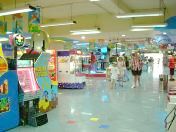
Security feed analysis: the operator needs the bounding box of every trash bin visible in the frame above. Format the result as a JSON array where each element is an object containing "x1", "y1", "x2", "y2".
[{"x1": 159, "y1": 74, "x2": 168, "y2": 91}]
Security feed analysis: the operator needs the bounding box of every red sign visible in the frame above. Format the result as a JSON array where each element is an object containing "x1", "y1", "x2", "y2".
[{"x1": 48, "y1": 50, "x2": 57, "y2": 82}]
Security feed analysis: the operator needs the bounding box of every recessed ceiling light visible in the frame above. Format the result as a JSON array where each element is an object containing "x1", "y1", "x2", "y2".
[
  {"x1": 121, "y1": 34, "x2": 126, "y2": 37},
  {"x1": 81, "y1": 36, "x2": 86, "y2": 40},
  {"x1": 163, "y1": 32, "x2": 167, "y2": 35}
]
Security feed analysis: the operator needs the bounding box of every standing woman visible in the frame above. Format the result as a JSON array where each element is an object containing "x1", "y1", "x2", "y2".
[
  {"x1": 168, "y1": 54, "x2": 175, "y2": 81},
  {"x1": 131, "y1": 52, "x2": 143, "y2": 88}
]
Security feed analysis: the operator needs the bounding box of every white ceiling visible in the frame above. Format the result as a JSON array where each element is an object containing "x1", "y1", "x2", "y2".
[
  {"x1": 122, "y1": 0, "x2": 176, "y2": 10},
  {"x1": 1, "y1": 0, "x2": 176, "y2": 41}
]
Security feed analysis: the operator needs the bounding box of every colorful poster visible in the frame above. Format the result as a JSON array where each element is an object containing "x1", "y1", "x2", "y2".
[
  {"x1": 0, "y1": 21, "x2": 7, "y2": 34},
  {"x1": 28, "y1": 8, "x2": 40, "y2": 33},
  {"x1": 12, "y1": 14, "x2": 23, "y2": 33},
  {"x1": 35, "y1": 53, "x2": 58, "y2": 112}
]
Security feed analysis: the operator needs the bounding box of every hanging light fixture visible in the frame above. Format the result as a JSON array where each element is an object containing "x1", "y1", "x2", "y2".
[
  {"x1": 70, "y1": 28, "x2": 101, "y2": 35},
  {"x1": 116, "y1": 11, "x2": 163, "y2": 18},
  {"x1": 0, "y1": 5, "x2": 36, "y2": 17},
  {"x1": 40, "y1": 20, "x2": 77, "y2": 28},
  {"x1": 131, "y1": 23, "x2": 167, "y2": 28}
]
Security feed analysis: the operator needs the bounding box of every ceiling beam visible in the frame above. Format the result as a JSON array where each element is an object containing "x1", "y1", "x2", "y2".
[{"x1": 111, "y1": 0, "x2": 131, "y2": 13}]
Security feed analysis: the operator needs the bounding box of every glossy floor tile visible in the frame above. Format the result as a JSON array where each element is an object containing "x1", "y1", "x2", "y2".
[{"x1": 9, "y1": 64, "x2": 168, "y2": 132}]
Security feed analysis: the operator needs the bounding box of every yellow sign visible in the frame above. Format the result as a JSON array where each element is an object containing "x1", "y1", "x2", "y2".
[
  {"x1": 0, "y1": 44, "x2": 8, "y2": 73},
  {"x1": 90, "y1": 117, "x2": 99, "y2": 122},
  {"x1": 34, "y1": 66, "x2": 48, "y2": 77}
]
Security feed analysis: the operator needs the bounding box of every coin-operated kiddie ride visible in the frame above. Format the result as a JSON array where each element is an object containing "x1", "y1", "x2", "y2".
[
  {"x1": 0, "y1": 43, "x2": 19, "y2": 131},
  {"x1": 15, "y1": 31, "x2": 58, "y2": 127}
]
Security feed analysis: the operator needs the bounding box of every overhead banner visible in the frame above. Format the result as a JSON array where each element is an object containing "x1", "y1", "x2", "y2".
[
  {"x1": 89, "y1": 39, "x2": 95, "y2": 50},
  {"x1": 28, "y1": 8, "x2": 40, "y2": 33},
  {"x1": 12, "y1": 14, "x2": 23, "y2": 33},
  {"x1": 0, "y1": 21, "x2": 7, "y2": 35},
  {"x1": 2, "y1": 43, "x2": 13, "y2": 57}
]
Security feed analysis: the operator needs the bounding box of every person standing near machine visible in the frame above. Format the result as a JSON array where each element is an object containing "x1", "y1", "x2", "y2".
[
  {"x1": 168, "y1": 54, "x2": 175, "y2": 81},
  {"x1": 131, "y1": 52, "x2": 143, "y2": 88},
  {"x1": 90, "y1": 52, "x2": 96, "y2": 73}
]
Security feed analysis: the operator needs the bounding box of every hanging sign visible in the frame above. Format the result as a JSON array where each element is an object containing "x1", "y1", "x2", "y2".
[
  {"x1": 0, "y1": 21, "x2": 7, "y2": 35},
  {"x1": 12, "y1": 14, "x2": 23, "y2": 33},
  {"x1": 13, "y1": 34, "x2": 25, "y2": 47},
  {"x1": 28, "y1": 8, "x2": 40, "y2": 33}
]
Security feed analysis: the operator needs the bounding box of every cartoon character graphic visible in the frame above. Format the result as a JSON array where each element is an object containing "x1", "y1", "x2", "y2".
[
  {"x1": 39, "y1": 90, "x2": 50, "y2": 112},
  {"x1": 0, "y1": 98, "x2": 10, "y2": 113}
]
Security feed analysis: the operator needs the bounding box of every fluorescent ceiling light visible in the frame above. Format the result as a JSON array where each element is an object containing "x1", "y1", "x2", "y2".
[
  {"x1": 40, "y1": 21, "x2": 76, "y2": 28},
  {"x1": 121, "y1": 34, "x2": 126, "y2": 37},
  {"x1": 70, "y1": 28, "x2": 101, "y2": 35},
  {"x1": 163, "y1": 32, "x2": 167, "y2": 35},
  {"x1": 0, "y1": 5, "x2": 35, "y2": 16},
  {"x1": 6, "y1": 31, "x2": 13, "y2": 34},
  {"x1": 116, "y1": 11, "x2": 163, "y2": 18},
  {"x1": 25, "y1": 37, "x2": 31, "y2": 40},
  {"x1": 76, "y1": 43, "x2": 89, "y2": 46},
  {"x1": 90, "y1": 0, "x2": 100, "y2": 1},
  {"x1": 132, "y1": 23, "x2": 167, "y2": 28},
  {"x1": 0, "y1": 38, "x2": 8, "y2": 42},
  {"x1": 131, "y1": 28, "x2": 153, "y2": 31}
]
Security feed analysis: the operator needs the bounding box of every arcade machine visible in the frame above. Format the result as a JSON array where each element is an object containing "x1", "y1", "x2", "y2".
[
  {"x1": 82, "y1": 54, "x2": 91, "y2": 74},
  {"x1": 58, "y1": 50, "x2": 86, "y2": 89},
  {"x1": 0, "y1": 43, "x2": 19, "y2": 131},
  {"x1": 14, "y1": 33, "x2": 48, "y2": 126},
  {"x1": 96, "y1": 47, "x2": 108, "y2": 72},
  {"x1": 17, "y1": 58, "x2": 48, "y2": 126}
]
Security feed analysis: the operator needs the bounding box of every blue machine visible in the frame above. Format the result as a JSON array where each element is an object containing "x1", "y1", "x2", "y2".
[{"x1": 0, "y1": 71, "x2": 19, "y2": 131}]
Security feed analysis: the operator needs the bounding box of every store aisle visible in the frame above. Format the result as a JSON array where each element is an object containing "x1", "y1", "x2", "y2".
[{"x1": 10, "y1": 69, "x2": 167, "y2": 132}]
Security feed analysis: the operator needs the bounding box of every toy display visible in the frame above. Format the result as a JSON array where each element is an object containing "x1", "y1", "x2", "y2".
[{"x1": 57, "y1": 51, "x2": 86, "y2": 89}]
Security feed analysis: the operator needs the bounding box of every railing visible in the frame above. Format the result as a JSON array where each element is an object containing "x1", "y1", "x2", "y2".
[{"x1": 165, "y1": 105, "x2": 176, "y2": 131}]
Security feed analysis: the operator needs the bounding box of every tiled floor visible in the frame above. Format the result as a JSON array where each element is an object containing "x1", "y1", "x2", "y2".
[{"x1": 9, "y1": 64, "x2": 168, "y2": 132}]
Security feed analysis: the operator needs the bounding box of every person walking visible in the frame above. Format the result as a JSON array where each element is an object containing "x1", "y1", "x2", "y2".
[
  {"x1": 168, "y1": 54, "x2": 175, "y2": 81},
  {"x1": 110, "y1": 62, "x2": 118, "y2": 89},
  {"x1": 117, "y1": 56, "x2": 126, "y2": 87},
  {"x1": 123, "y1": 54, "x2": 130, "y2": 81},
  {"x1": 131, "y1": 52, "x2": 143, "y2": 88}
]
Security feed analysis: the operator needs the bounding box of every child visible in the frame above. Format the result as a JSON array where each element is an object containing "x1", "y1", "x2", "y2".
[
  {"x1": 117, "y1": 56, "x2": 126, "y2": 87},
  {"x1": 110, "y1": 62, "x2": 118, "y2": 89}
]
